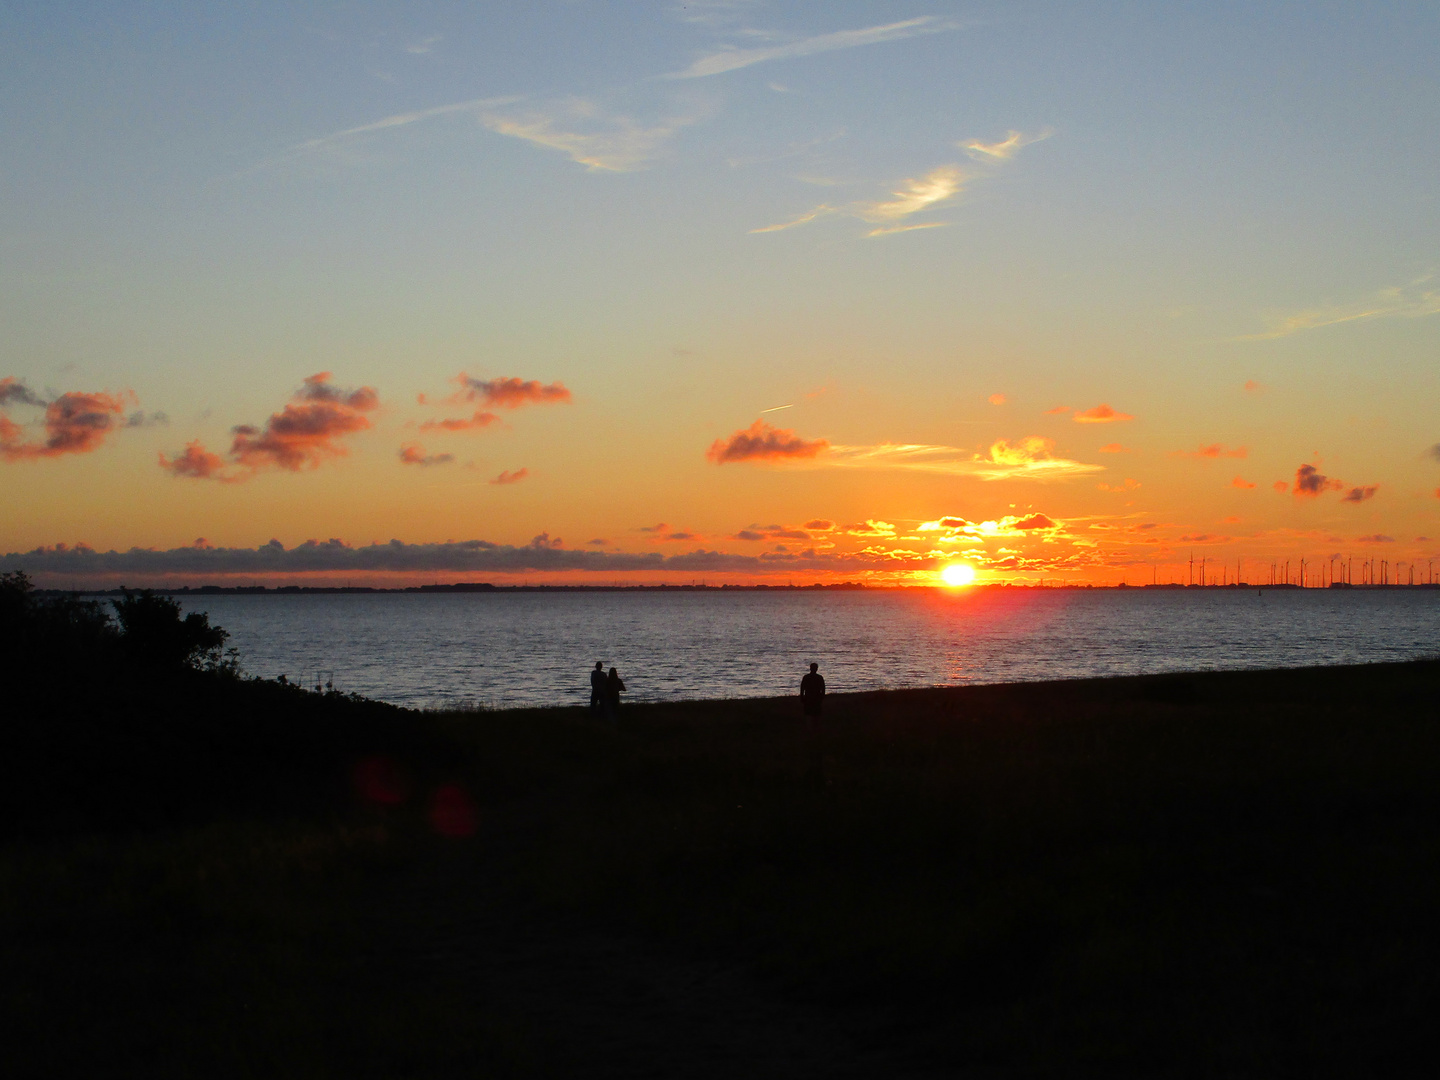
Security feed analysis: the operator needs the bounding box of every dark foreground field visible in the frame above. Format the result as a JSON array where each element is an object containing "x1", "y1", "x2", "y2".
[{"x1": 7, "y1": 656, "x2": 1440, "y2": 1077}]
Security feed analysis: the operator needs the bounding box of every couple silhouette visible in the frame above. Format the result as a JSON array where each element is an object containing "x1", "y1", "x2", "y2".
[
  {"x1": 589, "y1": 661, "x2": 625, "y2": 720},
  {"x1": 585, "y1": 660, "x2": 825, "y2": 722}
]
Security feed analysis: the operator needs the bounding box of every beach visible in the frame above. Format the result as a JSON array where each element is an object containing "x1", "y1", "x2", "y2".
[{"x1": 9, "y1": 658, "x2": 1440, "y2": 1076}]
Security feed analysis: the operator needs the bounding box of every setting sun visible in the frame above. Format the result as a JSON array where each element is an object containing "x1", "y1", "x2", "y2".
[{"x1": 940, "y1": 563, "x2": 976, "y2": 587}]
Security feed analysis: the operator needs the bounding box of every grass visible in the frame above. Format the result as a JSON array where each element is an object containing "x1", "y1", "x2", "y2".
[{"x1": 6, "y1": 660, "x2": 1440, "y2": 1076}]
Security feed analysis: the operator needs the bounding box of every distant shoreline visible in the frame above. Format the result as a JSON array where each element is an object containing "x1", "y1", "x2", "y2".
[{"x1": 39, "y1": 581, "x2": 1440, "y2": 596}]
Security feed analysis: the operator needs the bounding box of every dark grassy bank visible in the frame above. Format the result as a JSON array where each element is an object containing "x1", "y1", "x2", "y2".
[{"x1": 6, "y1": 572, "x2": 1440, "y2": 1076}]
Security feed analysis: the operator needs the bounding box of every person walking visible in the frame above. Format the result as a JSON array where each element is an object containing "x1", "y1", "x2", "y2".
[
  {"x1": 605, "y1": 666, "x2": 626, "y2": 721},
  {"x1": 589, "y1": 660, "x2": 606, "y2": 716},
  {"x1": 800, "y1": 662, "x2": 825, "y2": 722}
]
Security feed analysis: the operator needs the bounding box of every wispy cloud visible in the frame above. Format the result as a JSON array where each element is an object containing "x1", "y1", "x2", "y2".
[
  {"x1": 826, "y1": 436, "x2": 1103, "y2": 481},
  {"x1": 420, "y1": 411, "x2": 497, "y2": 433},
  {"x1": 289, "y1": 97, "x2": 519, "y2": 156},
  {"x1": 1241, "y1": 274, "x2": 1440, "y2": 340},
  {"x1": 749, "y1": 204, "x2": 839, "y2": 233},
  {"x1": 287, "y1": 95, "x2": 696, "y2": 174},
  {"x1": 479, "y1": 98, "x2": 703, "y2": 172},
  {"x1": 664, "y1": 17, "x2": 955, "y2": 79},
  {"x1": 962, "y1": 128, "x2": 1054, "y2": 161},
  {"x1": 752, "y1": 164, "x2": 964, "y2": 237},
  {"x1": 1172, "y1": 444, "x2": 1247, "y2": 459},
  {"x1": 857, "y1": 165, "x2": 963, "y2": 221},
  {"x1": 866, "y1": 221, "x2": 950, "y2": 238}
]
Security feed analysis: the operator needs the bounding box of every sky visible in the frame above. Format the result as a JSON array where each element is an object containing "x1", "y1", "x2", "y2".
[{"x1": 4, "y1": 0, "x2": 1440, "y2": 587}]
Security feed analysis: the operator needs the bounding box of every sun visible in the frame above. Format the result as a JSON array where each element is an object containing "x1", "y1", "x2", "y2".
[{"x1": 940, "y1": 563, "x2": 976, "y2": 587}]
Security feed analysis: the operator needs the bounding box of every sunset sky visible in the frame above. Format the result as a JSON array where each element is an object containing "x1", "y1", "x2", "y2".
[{"x1": 4, "y1": 1, "x2": 1440, "y2": 586}]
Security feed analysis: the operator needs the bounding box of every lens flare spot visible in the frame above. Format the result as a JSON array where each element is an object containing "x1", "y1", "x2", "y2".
[
  {"x1": 429, "y1": 784, "x2": 478, "y2": 838},
  {"x1": 353, "y1": 755, "x2": 410, "y2": 806},
  {"x1": 940, "y1": 563, "x2": 976, "y2": 587}
]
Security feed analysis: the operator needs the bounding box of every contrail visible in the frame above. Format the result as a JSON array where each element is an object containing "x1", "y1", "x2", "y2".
[{"x1": 760, "y1": 404, "x2": 793, "y2": 413}]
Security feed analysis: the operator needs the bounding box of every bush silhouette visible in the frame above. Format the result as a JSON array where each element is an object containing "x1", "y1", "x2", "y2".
[
  {"x1": 1, "y1": 574, "x2": 231, "y2": 674},
  {"x1": 2, "y1": 570, "x2": 115, "y2": 666},
  {"x1": 112, "y1": 590, "x2": 230, "y2": 671}
]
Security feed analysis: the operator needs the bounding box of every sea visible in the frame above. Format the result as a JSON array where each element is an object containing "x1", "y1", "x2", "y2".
[{"x1": 174, "y1": 587, "x2": 1440, "y2": 710}]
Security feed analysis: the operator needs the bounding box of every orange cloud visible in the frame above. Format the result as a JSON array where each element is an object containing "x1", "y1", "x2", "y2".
[
  {"x1": 1232, "y1": 476, "x2": 1257, "y2": 489},
  {"x1": 455, "y1": 374, "x2": 571, "y2": 409},
  {"x1": 707, "y1": 420, "x2": 829, "y2": 464},
  {"x1": 399, "y1": 444, "x2": 455, "y2": 467},
  {"x1": 1011, "y1": 513, "x2": 1057, "y2": 530},
  {"x1": 1292, "y1": 464, "x2": 1343, "y2": 498},
  {"x1": 1341, "y1": 485, "x2": 1378, "y2": 503},
  {"x1": 491, "y1": 468, "x2": 529, "y2": 485},
  {"x1": 159, "y1": 441, "x2": 232, "y2": 481},
  {"x1": 1, "y1": 385, "x2": 130, "y2": 461},
  {"x1": 638, "y1": 522, "x2": 702, "y2": 542},
  {"x1": 846, "y1": 520, "x2": 896, "y2": 537},
  {"x1": 988, "y1": 436, "x2": 1058, "y2": 465},
  {"x1": 1045, "y1": 405, "x2": 1070, "y2": 415},
  {"x1": 230, "y1": 373, "x2": 379, "y2": 472},
  {"x1": 732, "y1": 523, "x2": 815, "y2": 541},
  {"x1": 988, "y1": 393, "x2": 1006, "y2": 405},
  {"x1": 917, "y1": 513, "x2": 1061, "y2": 538},
  {"x1": 162, "y1": 373, "x2": 379, "y2": 481},
  {"x1": 1244, "y1": 380, "x2": 1266, "y2": 393},
  {"x1": 1073, "y1": 403, "x2": 1133, "y2": 424},
  {"x1": 0, "y1": 377, "x2": 47, "y2": 408},
  {"x1": 419, "y1": 411, "x2": 498, "y2": 433},
  {"x1": 1098, "y1": 443, "x2": 1130, "y2": 453},
  {"x1": 1174, "y1": 444, "x2": 1247, "y2": 459}
]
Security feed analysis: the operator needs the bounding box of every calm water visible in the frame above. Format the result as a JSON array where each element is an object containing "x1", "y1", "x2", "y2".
[{"x1": 176, "y1": 588, "x2": 1440, "y2": 710}]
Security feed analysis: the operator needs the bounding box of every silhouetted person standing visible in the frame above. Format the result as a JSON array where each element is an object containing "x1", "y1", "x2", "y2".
[
  {"x1": 800, "y1": 662, "x2": 825, "y2": 720},
  {"x1": 589, "y1": 661, "x2": 605, "y2": 716},
  {"x1": 605, "y1": 666, "x2": 625, "y2": 721}
]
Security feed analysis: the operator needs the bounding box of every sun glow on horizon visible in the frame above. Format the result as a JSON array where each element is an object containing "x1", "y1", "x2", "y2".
[{"x1": 940, "y1": 563, "x2": 976, "y2": 587}]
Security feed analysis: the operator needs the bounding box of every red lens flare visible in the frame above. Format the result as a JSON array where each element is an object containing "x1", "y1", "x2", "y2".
[{"x1": 429, "y1": 784, "x2": 477, "y2": 837}]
